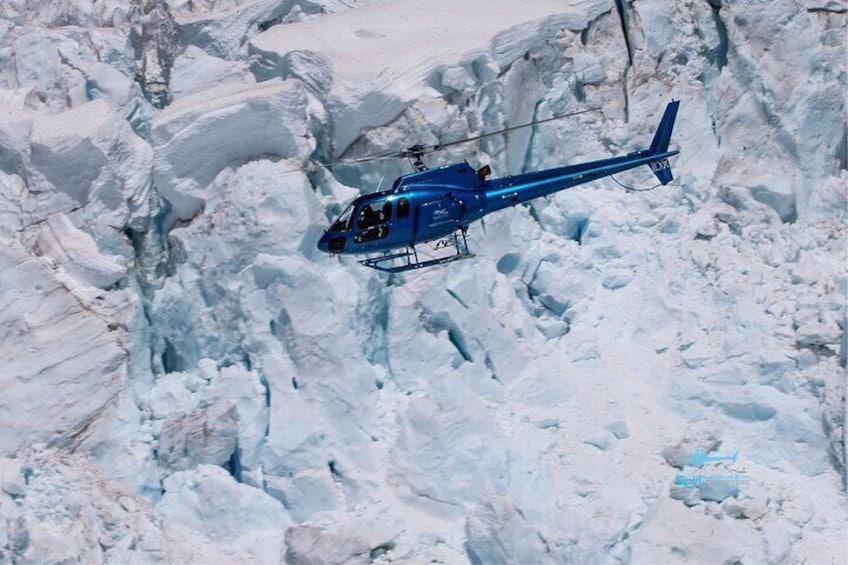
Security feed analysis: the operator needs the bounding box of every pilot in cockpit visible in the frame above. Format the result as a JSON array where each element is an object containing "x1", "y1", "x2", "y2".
[{"x1": 358, "y1": 204, "x2": 377, "y2": 228}]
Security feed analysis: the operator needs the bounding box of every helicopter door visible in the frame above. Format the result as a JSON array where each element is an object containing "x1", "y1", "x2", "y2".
[
  {"x1": 353, "y1": 199, "x2": 392, "y2": 245},
  {"x1": 414, "y1": 196, "x2": 462, "y2": 240}
]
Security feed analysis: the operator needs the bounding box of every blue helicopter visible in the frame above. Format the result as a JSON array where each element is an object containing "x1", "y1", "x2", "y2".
[{"x1": 317, "y1": 101, "x2": 679, "y2": 273}]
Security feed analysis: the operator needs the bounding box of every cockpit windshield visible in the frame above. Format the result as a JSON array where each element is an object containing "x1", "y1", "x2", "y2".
[{"x1": 330, "y1": 203, "x2": 355, "y2": 232}]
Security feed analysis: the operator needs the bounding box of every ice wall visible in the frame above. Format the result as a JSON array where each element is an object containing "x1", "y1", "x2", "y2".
[{"x1": 0, "y1": 0, "x2": 845, "y2": 563}]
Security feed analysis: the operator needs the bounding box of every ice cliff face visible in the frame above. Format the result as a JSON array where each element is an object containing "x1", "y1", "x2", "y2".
[{"x1": 1, "y1": 0, "x2": 846, "y2": 563}]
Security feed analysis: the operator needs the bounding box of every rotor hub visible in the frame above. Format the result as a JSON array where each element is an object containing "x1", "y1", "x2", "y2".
[{"x1": 403, "y1": 144, "x2": 430, "y2": 171}]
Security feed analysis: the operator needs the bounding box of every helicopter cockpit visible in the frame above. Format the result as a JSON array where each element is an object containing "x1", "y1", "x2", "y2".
[
  {"x1": 328, "y1": 193, "x2": 392, "y2": 233},
  {"x1": 319, "y1": 190, "x2": 411, "y2": 254}
]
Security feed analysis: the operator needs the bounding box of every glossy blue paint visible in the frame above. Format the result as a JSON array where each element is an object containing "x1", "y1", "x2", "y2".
[{"x1": 317, "y1": 101, "x2": 680, "y2": 263}]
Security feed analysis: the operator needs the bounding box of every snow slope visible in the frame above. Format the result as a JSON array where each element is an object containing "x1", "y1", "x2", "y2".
[{"x1": 0, "y1": 0, "x2": 846, "y2": 563}]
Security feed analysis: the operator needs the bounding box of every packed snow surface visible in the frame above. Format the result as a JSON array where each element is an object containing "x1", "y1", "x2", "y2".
[{"x1": 0, "y1": 0, "x2": 846, "y2": 563}]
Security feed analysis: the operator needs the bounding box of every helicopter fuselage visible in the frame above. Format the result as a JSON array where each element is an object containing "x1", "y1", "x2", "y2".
[
  {"x1": 316, "y1": 148, "x2": 678, "y2": 257},
  {"x1": 317, "y1": 100, "x2": 680, "y2": 269}
]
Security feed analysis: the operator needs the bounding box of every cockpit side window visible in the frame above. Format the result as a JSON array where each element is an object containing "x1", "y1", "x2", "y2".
[
  {"x1": 358, "y1": 204, "x2": 377, "y2": 229},
  {"x1": 357, "y1": 198, "x2": 392, "y2": 229}
]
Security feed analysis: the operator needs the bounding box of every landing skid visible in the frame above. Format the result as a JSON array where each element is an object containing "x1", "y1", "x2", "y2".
[{"x1": 359, "y1": 230, "x2": 474, "y2": 273}]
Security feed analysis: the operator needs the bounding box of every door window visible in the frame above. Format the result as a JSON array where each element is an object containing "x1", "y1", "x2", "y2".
[{"x1": 397, "y1": 198, "x2": 409, "y2": 219}]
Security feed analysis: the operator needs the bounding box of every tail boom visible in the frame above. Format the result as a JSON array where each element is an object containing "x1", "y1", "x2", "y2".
[
  {"x1": 476, "y1": 100, "x2": 681, "y2": 215},
  {"x1": 480, "y1": 149, "x2": 678, "y2": 215}
]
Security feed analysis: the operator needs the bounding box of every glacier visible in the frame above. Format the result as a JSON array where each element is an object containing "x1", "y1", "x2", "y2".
[{"x1": 0, "y1": 0, "x2": 846, "y2": 562}]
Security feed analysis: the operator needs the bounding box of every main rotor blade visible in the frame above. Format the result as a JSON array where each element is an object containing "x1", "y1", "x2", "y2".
[
  {"x1": 339, "y1": 143, "x2": 441, "y2": 164},
  {"x1": 434, "y1": 107, "x2": 601, "y2": 151},
  {"x1": 342, "y1": 150, "x2": 405, "y2": 164},
  {"x1": 314, "y1": 106, "x2": 601, "y2": 168}
]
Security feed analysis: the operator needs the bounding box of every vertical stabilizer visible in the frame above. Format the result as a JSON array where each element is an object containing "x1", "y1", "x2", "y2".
[
  {"x1": 647, "y1": 100, "x2": 679, "y2": 185},
  {"x1": 650, "y1": 100, "x2": 679, "y2": 154}
]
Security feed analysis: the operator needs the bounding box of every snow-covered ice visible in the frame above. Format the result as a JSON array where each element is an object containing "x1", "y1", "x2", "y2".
[{"x1": 0, "y1": 0, "x2": 846, "y2": 563}]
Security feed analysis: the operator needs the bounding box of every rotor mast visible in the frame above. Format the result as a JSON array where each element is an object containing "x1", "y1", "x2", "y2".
[{"x1": 404, "y1": 144, "x2": 429, "y2": 171}]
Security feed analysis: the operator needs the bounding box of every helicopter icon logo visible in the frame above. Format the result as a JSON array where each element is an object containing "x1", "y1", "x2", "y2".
[{"x1": 432, "y1": 206, "x2": 450, "y2": 220}]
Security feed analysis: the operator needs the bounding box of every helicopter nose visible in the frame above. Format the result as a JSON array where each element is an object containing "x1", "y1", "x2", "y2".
[
  {"x1": 317, "y1": 232, "x2": 329, "y2": 253},
  {"x1": 317, "y1": 232, "x2": 347, "y2": 254}
]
